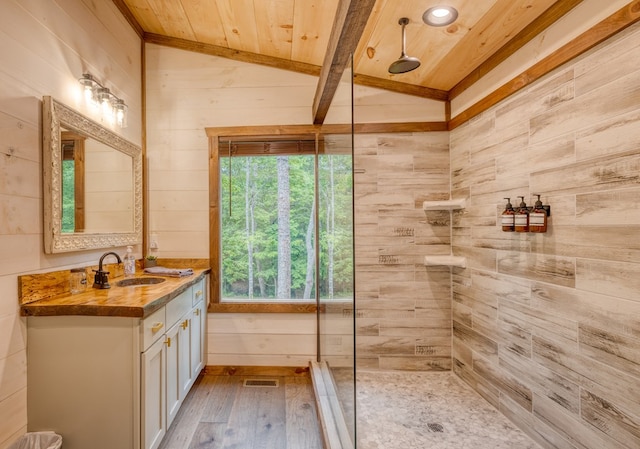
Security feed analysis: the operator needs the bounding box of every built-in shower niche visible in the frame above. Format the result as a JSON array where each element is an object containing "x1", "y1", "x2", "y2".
[{"x1": 422, "y1": 199, "x2": 467, "y2": 268}]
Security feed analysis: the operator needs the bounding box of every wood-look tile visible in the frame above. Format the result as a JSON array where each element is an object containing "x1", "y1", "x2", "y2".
[
  {"x1": 576, "y1": 258, "x2": 640, "y2": 302},
  {"x1": 580, "y1": 389, "x2": 640, "y2": 449},
  {"x1": 499, "y1": 349, "x2": 579, "y2": 416},
  {"x1": 453, "y1": 320, "x2": 498, "y2": 362},
  {"x1": 473, "y1": 357, "x2": 532, "y2": 412},
  {"x1": 378, "y1": 355, "x2": 451, "y2": 371},
  {"x1": 531, "y1": 282, "x2": 640, "y2": 339},
  {"x1": 575, "y1": 109, "x2": 640, "y2": 161},
  {"x1": 578, "y1": 324, "x2": 640, "y2": 378},
  {"x1": 530, "y1": 149, "x2": 640, "y2": 196},
  {"x1": 533, "y1": 393, "x2": 626, "y2": 449},
  {"x1": 576, "y1": 187, "x2": 640, "y2": 225},
  {"x1": 497, "y1": 251, "x2": 575, "y2": 287}
]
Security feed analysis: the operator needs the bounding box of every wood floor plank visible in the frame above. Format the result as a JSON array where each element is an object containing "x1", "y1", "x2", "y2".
[
  {"x1": 159, "y1": 374, "x2": 217, "y2": 449},
  {"x1": 254, "y1": 380, "x2": 286, "y2": 449},
  {"x1": 199, "y1": 376, "x2": 242, "y2": 423},
  {"x1": 285, "y1": 376, "x2": 323, "y2": 449},
  {"x1": 188, "y1": 422, "x2": 226, "y2": 449},
  {"x1": 159, "y1": 372, "x2": 322, "y2": 449}
]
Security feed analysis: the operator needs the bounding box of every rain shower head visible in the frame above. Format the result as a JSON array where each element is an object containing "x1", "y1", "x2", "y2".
[{"x1": 388, "y1": 17, "x2": 421, "y2": 74}]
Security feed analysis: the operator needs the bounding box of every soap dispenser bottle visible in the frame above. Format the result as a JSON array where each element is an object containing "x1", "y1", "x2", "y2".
[
  {"x1": 514, "y1": 196, "x2": 529, "y2": 232},
  {"x1": 529, "y1": 194, "x2": 548, "y2": 233},
  {"x1": 501, "y1": 198, "x2": 515, "y2": 232},
  {"x1": 124, "y1": 246, "x2": 136, "y2": 277}
]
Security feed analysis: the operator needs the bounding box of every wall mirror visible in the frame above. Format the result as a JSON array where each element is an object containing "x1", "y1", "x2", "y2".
[{"x1": 42, "y1": 96, "x2": 142, "y2": 253}]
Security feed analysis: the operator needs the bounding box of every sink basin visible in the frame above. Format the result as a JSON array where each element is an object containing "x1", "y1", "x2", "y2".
[{"x1": 116, "y1": 277, "x2": 166, "y2": 287}]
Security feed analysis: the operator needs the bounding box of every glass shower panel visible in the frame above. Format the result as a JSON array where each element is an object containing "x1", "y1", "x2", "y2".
[{"x1": 317, "y1": 57, "x2": 356, "y2": 446}]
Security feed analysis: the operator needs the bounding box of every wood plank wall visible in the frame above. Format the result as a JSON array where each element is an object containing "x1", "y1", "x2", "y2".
[
  {"x1": 450, "y1": 21, "x2": 640, "y2": 449},
  {"x1": 0, "y1": 1, "x2": 142, "y2": 448}
]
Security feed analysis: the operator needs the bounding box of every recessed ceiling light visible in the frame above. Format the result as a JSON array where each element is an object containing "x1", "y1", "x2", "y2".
[{"x1": 423, "y1": 5, "x2": 458, "y2": 27}]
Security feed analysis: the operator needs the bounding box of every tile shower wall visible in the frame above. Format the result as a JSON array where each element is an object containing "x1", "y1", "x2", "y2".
[
  {"x1": 450, "y1": 22, "x2": 640, "y2": 449},
  {"x1": 354, "y1": 132, "x2": 452, "y2": 371}
]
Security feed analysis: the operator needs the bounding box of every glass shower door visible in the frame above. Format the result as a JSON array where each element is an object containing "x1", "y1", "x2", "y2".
[{"x1": 317, "y1": 57, "x2": 356, "y2": 446}]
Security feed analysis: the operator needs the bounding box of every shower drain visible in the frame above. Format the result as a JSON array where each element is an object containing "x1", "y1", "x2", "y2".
[{"x1": 427, "y1": 422, "x2": 445, "y2": 433}]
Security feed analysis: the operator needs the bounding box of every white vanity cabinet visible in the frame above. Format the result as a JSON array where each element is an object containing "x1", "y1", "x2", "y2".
[{"x1": 26, "y1": 275, "x2": 208, "y2": 449}]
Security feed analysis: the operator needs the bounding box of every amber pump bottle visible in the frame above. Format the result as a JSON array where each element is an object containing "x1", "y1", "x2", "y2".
[
  {"x1": 514, "y1": 196, "x2": 529, "y2": 232},
  {"x1": 529, "y1": 194, "x2": 548, "y2": 233},
  {"x1": 501, "y1": 198, "x2": 515, "y2": 232}
]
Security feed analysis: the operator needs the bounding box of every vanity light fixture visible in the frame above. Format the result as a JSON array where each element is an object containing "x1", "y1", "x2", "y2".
[
  {"x1": 78, "y1": 73, "x2": 128, "y2": 128},
  {"x1": 422, "y1": 5, "x2": 458, "y2": 27}
]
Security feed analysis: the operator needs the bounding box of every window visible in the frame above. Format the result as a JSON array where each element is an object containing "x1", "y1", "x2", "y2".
[{"x1": 209, "y1": 131, "x2": 353, "y2": 313}]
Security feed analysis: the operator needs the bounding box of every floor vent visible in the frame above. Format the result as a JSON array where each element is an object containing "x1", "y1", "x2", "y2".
[
  {"x1": 427, "y1": 422, "x2": 444, "y2": 433},
  {"x1": 243, "y1": 379, "x2": 279, "y2": 388}
]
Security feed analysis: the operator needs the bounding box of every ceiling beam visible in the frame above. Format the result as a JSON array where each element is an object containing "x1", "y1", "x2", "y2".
[
  {"x1": 145, "y1": 33, "x2": 321, "y2": 76},
  {"x1": 311, "y1": 0, "x2": 377, "y2": 124},
  {"x1": 353, "y1": 73, "x2": 448, "y2": 101}
]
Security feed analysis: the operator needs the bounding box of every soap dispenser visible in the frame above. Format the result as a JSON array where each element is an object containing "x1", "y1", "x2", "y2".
[
  {"x1": 501, "y1": 198, "x2": 515, "y2": 232},
  {"x1": 514, "y1": 196, "x2": 529, "y2": 232},
  {"x1": 529, "y1": 194, "x2": 548, "y2": 233},
  {"x1": 124, "y1": 246, "x2": 136, "y2": 277}
]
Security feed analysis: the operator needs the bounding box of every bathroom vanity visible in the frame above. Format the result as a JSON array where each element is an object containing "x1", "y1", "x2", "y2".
[{"x1": 21, "y1": 270, "x2": 209, "y2": 449}]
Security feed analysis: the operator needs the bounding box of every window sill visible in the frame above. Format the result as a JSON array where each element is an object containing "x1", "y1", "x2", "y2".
[{"x1": 208, "y1": 302, "x2": 317, "y2": 313}]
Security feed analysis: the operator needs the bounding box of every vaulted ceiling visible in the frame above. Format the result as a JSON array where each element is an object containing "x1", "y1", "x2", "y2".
[{"x1": 114, "y1": 0, "x2": 585, "y2": 122}]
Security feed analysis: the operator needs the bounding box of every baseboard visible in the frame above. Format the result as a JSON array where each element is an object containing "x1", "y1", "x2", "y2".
[{"x1": 204, "y1": 365, "x2": 310, "y2": 377}]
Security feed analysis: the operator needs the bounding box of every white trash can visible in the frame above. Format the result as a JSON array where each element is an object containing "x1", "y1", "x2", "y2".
[{"x1": 7, "y1": 432, "x2": 62, "y2": 449}]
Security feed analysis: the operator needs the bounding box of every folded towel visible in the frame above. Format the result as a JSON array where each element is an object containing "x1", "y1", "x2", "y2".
[{"x1": 143, "y1": 266, "x2": 194, "y2": 277}]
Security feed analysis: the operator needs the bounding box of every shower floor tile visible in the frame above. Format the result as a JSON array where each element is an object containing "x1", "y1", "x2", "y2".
[{"x1": 356, "y1": 370, "x2": 542, "y2": 449}]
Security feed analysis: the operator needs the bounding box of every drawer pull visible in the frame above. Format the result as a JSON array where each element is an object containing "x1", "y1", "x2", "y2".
[
  {"x1": 194, "y1": 309, "x2": 200, "y2": 316},
  {"x1": 165, "y1": 337, "x2": 171, "y2": 347},
  {"x1": 181, "y1": 320, "x2": 189, "y2": 330},
  {"x1": 151, "y1": 322, "x2": 164, "y2": 332},
  {"x1": 195, "y1": 290, "x2": 203, "y2": 298}
]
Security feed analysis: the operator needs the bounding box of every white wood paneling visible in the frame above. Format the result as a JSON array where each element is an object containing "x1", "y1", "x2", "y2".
[{"x1": 0, "y1": 0, "x2": 142, "y2": 446}]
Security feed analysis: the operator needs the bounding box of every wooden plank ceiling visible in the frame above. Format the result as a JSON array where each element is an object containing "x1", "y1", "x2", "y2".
[{"x1": 116, "y1": 0, "x2": 583, "y2": 121}]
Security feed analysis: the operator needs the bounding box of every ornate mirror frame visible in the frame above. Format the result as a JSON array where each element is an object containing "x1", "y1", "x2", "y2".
[{"x1": 42, "y1": 96, "x2": 142, "y2": 253}]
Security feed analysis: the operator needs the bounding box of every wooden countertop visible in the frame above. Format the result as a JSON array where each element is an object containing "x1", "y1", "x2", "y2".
[{"x1": 21, "y1": 268, "x2": 210, "y2": 318}]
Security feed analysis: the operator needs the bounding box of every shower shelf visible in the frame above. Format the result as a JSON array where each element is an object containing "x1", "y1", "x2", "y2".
[
  {"x1": 423, "y1": 199, "x2": 466, "y2": 211},
  {"x1": 424, "y1": 255, "x2": 467, "y2": 268}
]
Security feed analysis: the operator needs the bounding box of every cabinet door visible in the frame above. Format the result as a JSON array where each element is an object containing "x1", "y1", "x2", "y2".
[
  {"x1": 190, "y1": 301, "x2": 206, "y2": 380},
  {"x1": 141, "y1": 336, "x2": 166, "y2": 449},
  {"x1": 165, "y1": 321, "x2": 182, "y2": 427},
  {"x1": 178, "y1": 316, "x2": 192, "y2": 400}
]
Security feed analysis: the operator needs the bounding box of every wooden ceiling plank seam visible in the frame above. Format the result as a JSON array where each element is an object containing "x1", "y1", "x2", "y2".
[
  {"x1": 111, "y1": 0, "x2": 145, "y2": 37},
  {"x1": 215, "y1": 0, "x2": 260, "y2": 53},
  {"x1": 449, "y1": 0, "x2": 585, "y2": 100},
  {"x1": 147, "y1": 0, "x2": 197, "y2": 40},
  {"x1": 252, "y1": 0, "x2": 295, "y2": 60},
  {"x1": 351, "y1": 0, "x2": 389, "y2": 64},
  {"x1": 119, "y1": 0, "x2": 167, "y2": 34},
  {"x1": 426, "y1": 0, "x2": 558, "y2": 90},
  {"x1": 449, "y1": 0, "x2": 640, "y2": 130},
  {"x1": 180, "y1": 0, "x2": 229, "y2": 47},
  {"x1": 312, "y1": 0, "x2": 378, "y2": 125},
  {"x1": 291, "y1": 0, "x2": 341, "y2": 66}
]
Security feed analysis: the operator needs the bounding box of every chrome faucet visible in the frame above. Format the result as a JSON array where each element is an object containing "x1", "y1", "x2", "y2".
[{"x1": 92, "y1": 251, "x2": 123, "y2": 289}]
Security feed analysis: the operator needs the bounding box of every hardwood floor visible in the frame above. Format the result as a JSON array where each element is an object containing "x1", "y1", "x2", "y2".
[{"x1": 159, "y1": 367, "x2": 323, "y2": 449}]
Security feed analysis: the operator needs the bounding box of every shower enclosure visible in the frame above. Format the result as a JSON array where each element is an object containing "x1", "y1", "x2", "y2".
[{"x1": 316, "y1": 60, "x2": 357, "y2": 447}]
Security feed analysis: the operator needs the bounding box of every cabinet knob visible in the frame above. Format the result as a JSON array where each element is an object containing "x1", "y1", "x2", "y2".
[
  {"x1": 195, "y1": 290, "x2": 203, "y2": 299},
  {"x1": 151, "y1": 322, "x2": 164, "y2": 332},
  {"x1": 165, "y1": 337, "x2": 171, "y2": 347}
]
